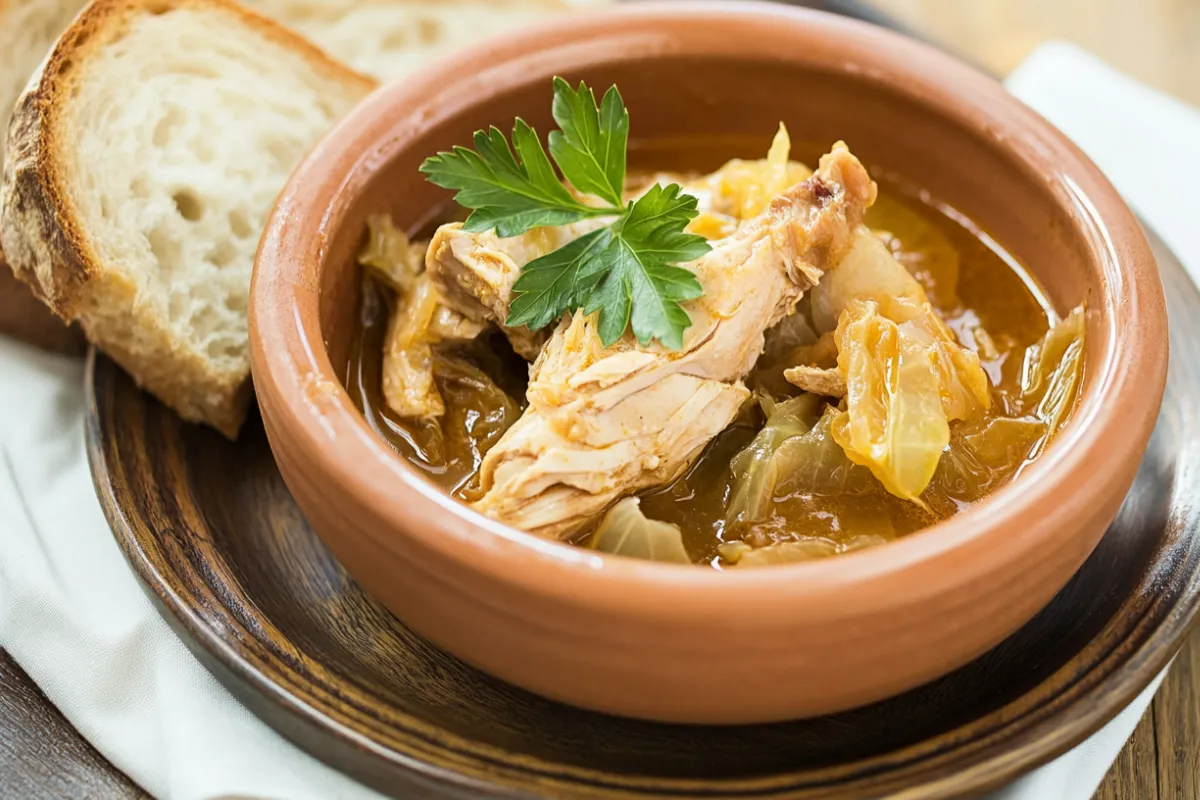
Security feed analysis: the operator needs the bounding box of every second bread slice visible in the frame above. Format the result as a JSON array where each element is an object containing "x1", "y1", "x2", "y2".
[{"x1": 0, "y1": 0, "x2": 375, "y2": 436}]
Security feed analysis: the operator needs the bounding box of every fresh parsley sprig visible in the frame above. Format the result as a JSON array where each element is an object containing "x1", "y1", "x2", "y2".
[{"x1": 419, "y1": 78, "x2": 710, "y2": 349}]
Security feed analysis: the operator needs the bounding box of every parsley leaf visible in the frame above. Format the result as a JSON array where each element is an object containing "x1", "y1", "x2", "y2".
[
  {"x1": 548, "y1": 78, "x2": 629, "y2": 208},
  {"x1": 420, "y1": 123, "x2": 616, "y2": 237},
  {"x1": 585, "y1": 185, "x2": 709, "y2": 348},
  {"x1": 421, "y1": 78, "x2": 710, "y2": 349},
  {"x1": 507, "y1": 227, "x2": 614, "y2": 332}
]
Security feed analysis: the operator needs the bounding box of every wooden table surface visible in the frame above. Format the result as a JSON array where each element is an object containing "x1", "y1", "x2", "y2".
[
  {"x1": 1092, "y1": 636, "x2": 1200, "y2": 798},
  {"x1": 1, "y1": 2, "x2": 1197, "y2": 798}
]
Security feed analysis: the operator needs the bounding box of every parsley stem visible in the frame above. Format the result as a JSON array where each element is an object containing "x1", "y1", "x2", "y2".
[{"x1": 575, "y1": 204, "x2": 625, "y2": 218}]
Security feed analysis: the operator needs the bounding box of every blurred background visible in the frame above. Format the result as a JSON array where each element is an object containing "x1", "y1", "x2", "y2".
[{"x1": 868, "y1": 0, "x2": 1200, "y2": 104}]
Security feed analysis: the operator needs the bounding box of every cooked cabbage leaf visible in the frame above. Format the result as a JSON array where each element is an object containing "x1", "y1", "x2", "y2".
[
  {"x1": 726, "y1": 394, "x2": 822, "y2": 526},
  {"x1": 719, "y1": 538, "x2": 835, "y2": 565},
  {"x1": 924, "y1": 306, "x2": 1085, "y2": 508},
  {"x1": 437, "y1": 356, "x2": 522, "y2": 455},
  {"x1": 776, "y1": 406, "x2": 873, "y2": 497},
  {"x1": 683, "y1": 122, "x2": 815, "y2": 239},
  {"x1": 923, "y1": 417, "x2": 1045, "y2": 513},
  {"x1": 359, "y1": 214, "x2": 423, "y2": 293},
  {"x1": 587, "y1": 498, "x2": 691, "y2": 564},
  {"x1": 865, "y1": 193, "x2": 962, "y2": 309},
  {"x1": 811, "y1": 231, "x2": 928, "y2": 334},
  {"x1": 829, "y1": 302, "x2": 949, "y2": 503},
  {"x1": 1021, "y1": 305, "x2": 1087, "y2": 454},
  {"x1": 726, "y1": 396, "x2": 876, "y2": 533},
  {"x1": 961, "y1": 415, "x2": 1047, "y2": 465},
  {"x1": 801, "y1": 232, "x2": 992, "y2": 502},
  {"x1": 709, "y1": 122, "x2": 814, "y2": 220},
  {"x1": 750, "y1": 312, "x2": 821, "y2": 396},
  {"x1": 925, "y1": 315, "x2": 992, "y2": 421}
]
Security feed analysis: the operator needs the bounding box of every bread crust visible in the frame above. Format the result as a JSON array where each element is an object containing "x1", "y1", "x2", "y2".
[{"x1": 0, "y1": 0, "x2": 375, "y2": 436}]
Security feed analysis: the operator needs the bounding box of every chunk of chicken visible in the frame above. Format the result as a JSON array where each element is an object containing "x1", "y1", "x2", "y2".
[
  {"x1": 784, "y1": 364, "x2": 846, "y2": 397},
  {"x1": 425, "y1": 219, "x2": 603, "y2": 360},
  {"x1": 383, "y1": 129, "x2": 810, "y2": 419},
  {"x1": 425, "y1": 124, "x2": 813, "y2": 362},
  {"x1": 473, "y1": 144, "x2": 878, "y2": 539}
]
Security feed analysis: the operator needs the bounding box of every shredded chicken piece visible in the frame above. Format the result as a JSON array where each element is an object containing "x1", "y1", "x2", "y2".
[
  {"x1": 472, "y1": 144, "x2": 878, "y2": 539},
  {"x1": 382, "y1": 128, "x2": 815, "y2": 422},
  {"x1": 785, "y1": 365, "x2": 846, "y2": 397},
  {"x1": 425, "y1": 219, "x2": 603, "y2": 360}
]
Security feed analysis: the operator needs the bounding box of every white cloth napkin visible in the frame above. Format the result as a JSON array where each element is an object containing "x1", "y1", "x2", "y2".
[{"x1": 0, "y1": 40, "x2": 1194, "y2": 800}]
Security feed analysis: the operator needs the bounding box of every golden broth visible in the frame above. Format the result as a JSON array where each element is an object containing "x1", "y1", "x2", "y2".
[{"x1": 347, "y1": 160, "x2": 1060, "y2": 567}]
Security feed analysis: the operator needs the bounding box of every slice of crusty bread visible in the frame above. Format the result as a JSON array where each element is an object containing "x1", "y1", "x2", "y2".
[
  {"x1": 244, "y1": 0, "x2": 604, "y2": 82},
  {"x1": 1, "y1": 0, "x2": 375, "y2": 436},
  {"x1": 0, "y1": 0, "x2": 90, "y2": 352}
]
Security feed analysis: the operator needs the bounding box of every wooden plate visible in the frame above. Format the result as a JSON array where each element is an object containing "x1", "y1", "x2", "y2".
[{"x1": 87, "y1": 198, "x2": 1200, "y2": 800}]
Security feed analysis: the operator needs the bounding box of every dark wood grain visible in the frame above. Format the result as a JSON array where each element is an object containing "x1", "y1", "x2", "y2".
[
  {"x1": 1153, "y1": 633, "x2": 1200, "y2": 798},
  {"x1": 84, "y1": 214, "x2": 1200, "y2": 800},
  {"x1": 1093, "y1": 707, "x2": 1158, "y2": 800},
  {"x1": 0, "y1": 649, "x2": 147, "y2": 799}
]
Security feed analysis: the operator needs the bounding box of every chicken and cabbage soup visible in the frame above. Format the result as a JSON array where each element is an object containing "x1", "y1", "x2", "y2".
[{"x1": 346, "y1": 79, "x2": 1086, "y2": 568}]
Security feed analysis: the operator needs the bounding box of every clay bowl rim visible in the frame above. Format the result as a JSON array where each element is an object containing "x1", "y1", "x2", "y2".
[{"x1": 250, "y1": 1, "x2": 1167, "y2": 622}]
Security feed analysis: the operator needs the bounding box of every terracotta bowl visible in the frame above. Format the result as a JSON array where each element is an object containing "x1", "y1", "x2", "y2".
[{"x1": 249, "y1": 1, "x2": 1167, "y2": 724}]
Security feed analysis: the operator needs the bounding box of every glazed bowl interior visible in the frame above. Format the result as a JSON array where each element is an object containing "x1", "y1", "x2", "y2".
[{"x1": 251, "y1": 1, "x2": 1164, "y2": 723}]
